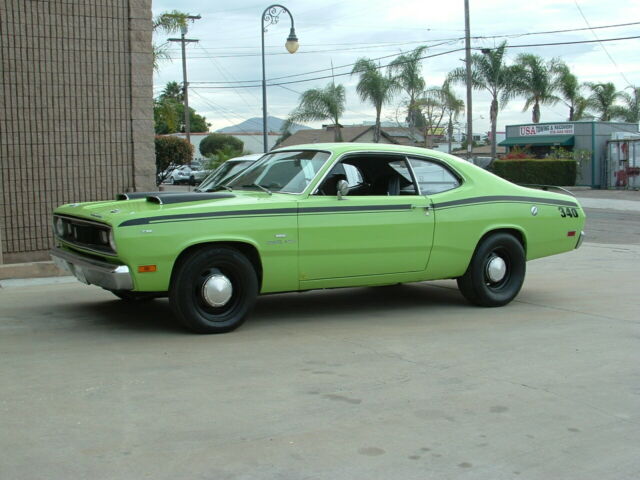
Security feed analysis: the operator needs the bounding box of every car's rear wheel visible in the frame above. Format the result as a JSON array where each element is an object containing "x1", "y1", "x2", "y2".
[
  {"x1": 457, "y1": 233, "x2": 525, "y2": 307},
  {"x1": 169, "y1": 247, "x2": 258, "y2": 333}
]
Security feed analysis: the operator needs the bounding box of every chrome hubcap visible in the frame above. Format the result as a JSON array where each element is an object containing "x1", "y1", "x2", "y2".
[
  {"x1": 201, "y1": 274, "x2": 233, "y2": 307},
  {"x1": 486, "y1": 256, "x2": 507, "y2": 283}
]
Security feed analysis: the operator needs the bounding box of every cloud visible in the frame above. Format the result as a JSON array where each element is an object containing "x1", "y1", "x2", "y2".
[{"x1": 153, "y1": 0, "x2": 640, "y2": 132}]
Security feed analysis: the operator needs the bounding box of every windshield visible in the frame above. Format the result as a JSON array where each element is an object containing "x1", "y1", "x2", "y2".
[
  {"x1": 197, "y1": 160, "x2": 255, "y2": 192},
  {"x1": 227, "y1": 150, "x2": 330, "y2": 194}
]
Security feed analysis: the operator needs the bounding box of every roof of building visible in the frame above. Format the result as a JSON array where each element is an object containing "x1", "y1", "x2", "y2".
[
  {"x1": 452, "y1": 144, "x2": 507, "y2": 155},
  {"x1": 278, "y1": 126, "x2": 398, "y2": 147}
]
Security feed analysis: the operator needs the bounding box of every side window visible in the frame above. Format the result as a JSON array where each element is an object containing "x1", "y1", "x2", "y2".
[{"x1": 408, "y1": 158, "x2": 460, "y2": 194}]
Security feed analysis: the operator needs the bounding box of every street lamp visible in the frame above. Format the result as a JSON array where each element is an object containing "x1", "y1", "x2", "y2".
[{"x1": 261, "y1": 4, "x2": 298, "y2": 153}]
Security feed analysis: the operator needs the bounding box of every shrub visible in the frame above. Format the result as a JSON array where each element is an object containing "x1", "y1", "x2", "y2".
[
  {"x1": 490, "y1": 159, "x2": 577, "y2": 186},
  {"x1": 154, "y1": 136, "x2": 193, "y2": 184},
  {"x1": 199, "y1": 133, "x2": 244, "y2": 157}
]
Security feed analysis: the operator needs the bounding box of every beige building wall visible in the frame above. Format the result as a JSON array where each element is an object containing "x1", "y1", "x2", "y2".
[{"x1": 0, "y1": 0, "x2": 155, "y2": 264}]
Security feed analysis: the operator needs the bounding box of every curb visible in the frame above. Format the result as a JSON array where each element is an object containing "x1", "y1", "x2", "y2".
[{"x1": 0, "y1": 261, "x2": 66, "y2": 281}]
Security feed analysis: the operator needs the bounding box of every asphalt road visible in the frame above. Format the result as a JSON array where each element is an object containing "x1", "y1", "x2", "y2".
[{"x1": 1, "y1": 209, "x2": 639, "y2": 479}]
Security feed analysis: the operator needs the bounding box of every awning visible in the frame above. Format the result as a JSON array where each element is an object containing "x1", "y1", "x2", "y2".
[{"x1": 499, "y1": 135, "x2": 574, "y2": 147}]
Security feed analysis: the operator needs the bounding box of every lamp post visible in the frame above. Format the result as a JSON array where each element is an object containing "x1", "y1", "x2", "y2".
[{"x1": 261, "y1": 5, "x2": 298, "y2": 153}]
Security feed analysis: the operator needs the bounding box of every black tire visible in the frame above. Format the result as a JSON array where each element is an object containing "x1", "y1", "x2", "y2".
[
  {"x1": 457, "y1": 233, "x2": 525, "y2": 307},
  {"x1": 110, "y1": 290, "x2": 158, "y2": 302},
  {"x1": 169, "y1": 247, "x2": 258, "y2": 333}
]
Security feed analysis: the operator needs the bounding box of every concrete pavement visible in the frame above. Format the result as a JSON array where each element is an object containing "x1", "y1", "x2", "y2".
[{"x1": 1, "y1": 241, "x2": 639, "y2": 479}]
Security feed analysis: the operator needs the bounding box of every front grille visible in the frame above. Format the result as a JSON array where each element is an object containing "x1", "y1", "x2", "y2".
[{"x1": 53, "y1": 215, "x2": 115, "y2": 255}]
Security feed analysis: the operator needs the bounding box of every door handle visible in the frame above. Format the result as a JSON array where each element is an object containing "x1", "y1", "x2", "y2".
[{"x1": 411, "y1": 204, "x2": 430, "y2": 215}]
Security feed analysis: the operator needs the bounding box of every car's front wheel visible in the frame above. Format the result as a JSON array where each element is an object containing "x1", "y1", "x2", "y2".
[
  {"x1": 457, "y1": 233, "x2": 525, "y2": 307},
  {"x1": 169, "y1": 246, "x2": 258, "y2": 333}
]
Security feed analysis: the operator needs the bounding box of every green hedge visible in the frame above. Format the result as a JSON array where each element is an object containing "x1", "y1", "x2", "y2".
[{"x1": 490, "y1": 159, "x2": 577, "y2": 186}]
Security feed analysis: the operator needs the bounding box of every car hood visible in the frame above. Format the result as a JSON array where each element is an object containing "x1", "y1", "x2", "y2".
[{"x1": 53, "y1": 191, "x2": 297, "y2": 227}]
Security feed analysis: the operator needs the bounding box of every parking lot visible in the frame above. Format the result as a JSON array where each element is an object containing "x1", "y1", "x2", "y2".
[{"x1": 1, "y1": 194, "x2": 639, "y2": 480}]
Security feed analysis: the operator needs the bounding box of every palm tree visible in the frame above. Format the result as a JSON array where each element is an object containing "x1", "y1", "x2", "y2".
[
  {"x1": 441, "y1": 83, "x2": 464, "y2": 153},
  {"x1": 159, "y1": 81, "x2": 184, "y2": 102},
  {"x1": 447, "y1": 42, "x2": 519, "y2": 161},
  {"x1": 284, "y1": 83, "x2": 346, "y2": 141},
  {"x1": 585, "y1": 82, "x2": 621, "y2": 121},
  {"x1": 554, "y1": 62, "x2": 588, "y2": 121},
  {"x1": 612, "y1": 86, "x2": 640, "y2": 122},
  {"x1": 389, "y1": 46, "x2": 427, "y2": 131},
  {"x1": 352, "y1": 58, "x2": 400, "y2": 143},
  {"x1": 153, "y1": 11, "x2": 190, "y2": 71},
  {"x1": 514, "y1": 53, "x2": 561, "y2": 124}
]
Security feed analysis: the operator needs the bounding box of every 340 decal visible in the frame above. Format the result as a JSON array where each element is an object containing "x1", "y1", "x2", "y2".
[{"x1": 559, "y1": 206, "x2": 579, "y2": 218}]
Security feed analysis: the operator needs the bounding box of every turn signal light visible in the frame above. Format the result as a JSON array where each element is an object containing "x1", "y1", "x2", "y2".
[{"x1": 138, "y1": 265, "x2": 157, "y2": 273}]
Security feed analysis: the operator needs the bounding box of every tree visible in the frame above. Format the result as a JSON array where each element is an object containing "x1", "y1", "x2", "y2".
[
  {"x1": 159, "y1": 81, "x2": 184, "y2": 102},
  {"x1": 154, "y1": 101, "x2": 210, "y2": 134},
  {"x1": 513, "y1": 53, "x2": 561, "y2": 123},
  {"x1": 447, "y1": 42, "x2": 519, "y2": 161},
  {"x1": 351, "y1": 58, "x2": 400, "y2": 143},
  {"x1": 152, "y1": 11, "x2": 190, "y2": 71},
  {"x1": 416, "y1": 87, "x2": 446, "y2": 148},
  {"x1": 389, "y1": 46, "x2": 427, "y2": 131},
  {"x1": 154, "y1": 136, "x2": 193, "y2": 185},
  {"x1": 199, "y1": 134, "x2": 244, "y2": 157},
  {"x1": 284, "y1": 83, "x2": 346, "y2": 141},
  {"x1": 154, "y1": 82, "x2": 210, "y2": 134},
  {"x1": 441, "y1": 83, "x2": 464, "y2": 153},
  {"x1": 585, "y1": 82, "x2": 621, "y2": 121},
  {"x1": 612, "y1": 86, "x2": 640, "y2": 122},
  {"x1": 554, "y1": 62, "x2": 588, "y2": 121}
]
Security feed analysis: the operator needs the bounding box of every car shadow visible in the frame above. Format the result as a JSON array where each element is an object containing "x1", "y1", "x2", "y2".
[
  {"x1": 70, "y1": 282, "x2": 467, "y2": 334},
  {"x1": 249, "y1": 282, "x2": 466, "y2": 328}
]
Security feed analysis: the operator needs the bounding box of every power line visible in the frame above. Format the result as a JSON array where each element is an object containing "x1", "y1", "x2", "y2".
[
  {"x1": 190, "y1": 40, "x2": 456, "y2": 85},
  {"x1": 189, "y1": 34, "x2": 640, "y2": 90},
  {"x1": 573, "y1": 1, "x2": 633, "y2": 87},
  {"x1": 163, "y1": 20, "x2": 640, "y2": 58}
]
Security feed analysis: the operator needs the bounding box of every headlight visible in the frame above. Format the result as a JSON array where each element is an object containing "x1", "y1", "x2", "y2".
[
  {"x1": 108, "y1": 229, "x2": 117, "y2": 253},
  {"x1": 54, "y1": 217, "x2": 65, "y2": 237}
]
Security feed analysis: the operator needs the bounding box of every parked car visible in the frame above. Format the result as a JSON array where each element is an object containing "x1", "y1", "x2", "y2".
[
  {"x1": 196, "y1": 153, "x2": 263, "y2": 191},
  {"x1": 51, "y1": 143, "x2": 585, "y2": 334},
  {"x1": 162, "y1": 165, "x2": 194, "y2": 185}
]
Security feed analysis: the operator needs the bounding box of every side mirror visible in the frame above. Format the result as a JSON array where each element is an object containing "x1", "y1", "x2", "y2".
[{"x1": 336, "y1": 179, "x2": 349, "y2": 200}]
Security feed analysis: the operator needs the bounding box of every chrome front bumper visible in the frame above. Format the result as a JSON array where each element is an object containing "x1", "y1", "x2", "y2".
[{"x1": 51, "y1": 247, "x2": 133, "y2": 290}]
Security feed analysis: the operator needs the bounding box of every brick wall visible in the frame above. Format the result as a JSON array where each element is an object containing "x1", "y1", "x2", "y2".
[{"x1": 0, "y1": 0, "x2": 155, "y2": 263}]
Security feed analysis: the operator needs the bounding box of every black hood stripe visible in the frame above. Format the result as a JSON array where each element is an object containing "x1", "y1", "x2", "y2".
[
  {"x1": 119, "y1": 208, "x2": 297, "y2": 227},
  {"x1": 116, "y1": 191, "x2": 184, "y2": 200},
  {"x1": 146, "y1": 193, "x2": 234, "y2": 205}
]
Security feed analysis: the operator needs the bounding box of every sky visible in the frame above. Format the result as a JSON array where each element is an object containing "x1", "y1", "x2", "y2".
[{"x1": 152, "y1": 0, "x2": 640, "y2": 136}]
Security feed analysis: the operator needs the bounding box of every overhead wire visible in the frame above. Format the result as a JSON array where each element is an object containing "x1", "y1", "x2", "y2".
[
  {"x1": 189, "y1": 35, "x2": 640, "y2": 90},
  {"x1": 573, "y1": 1, "x2": 633, "y2": 87}
]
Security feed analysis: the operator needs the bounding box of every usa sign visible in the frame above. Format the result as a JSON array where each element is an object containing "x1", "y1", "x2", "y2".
[{"x1": 519, "y1": 124, "x2": 574, "y2": 136}]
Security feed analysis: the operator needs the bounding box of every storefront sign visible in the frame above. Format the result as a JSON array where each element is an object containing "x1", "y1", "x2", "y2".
[{"x1": 519, "y1": 124, "x2": 574, "y2": 136}]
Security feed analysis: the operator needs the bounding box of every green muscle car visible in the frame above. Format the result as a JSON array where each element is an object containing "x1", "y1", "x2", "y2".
[{"x1": 51, "y1": 143, "x2": 585, "y2": 333}]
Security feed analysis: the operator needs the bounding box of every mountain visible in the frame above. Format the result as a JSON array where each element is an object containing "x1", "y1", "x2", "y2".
[{"x1": 215, "y1": 116, "x2": 310, "y2": 134}]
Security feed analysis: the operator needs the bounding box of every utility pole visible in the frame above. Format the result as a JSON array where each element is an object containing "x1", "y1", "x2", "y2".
[
  {"x1": 168, "y1": 15, "x2": 201, "y2": 146},
  {"x1": 464, "y1": 0, "x2": 473, "y2": 160}
]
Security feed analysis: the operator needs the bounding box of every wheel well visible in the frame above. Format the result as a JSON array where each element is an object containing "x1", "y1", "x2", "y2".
[
  {"x1": 479, "y1": 228, "x2": 526, "y2": 253},
  {"x1": 170, "y1": 242, "x2": 263, "y2": 289}
]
